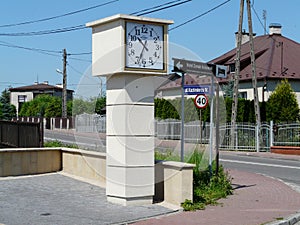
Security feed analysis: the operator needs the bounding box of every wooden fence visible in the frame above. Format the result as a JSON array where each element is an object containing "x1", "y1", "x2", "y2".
[{"x1": 0, "y1": 120, "x2": 43, "y2": 148}]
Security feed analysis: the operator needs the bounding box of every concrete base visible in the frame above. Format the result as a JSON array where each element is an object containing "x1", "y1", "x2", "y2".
[{"x1": 107, "y1": 196, "x2": 153, "y2": 206}]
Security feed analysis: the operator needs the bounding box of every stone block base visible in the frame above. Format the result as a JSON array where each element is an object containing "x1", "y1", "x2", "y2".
[{"x1": 107, "y1": 196, "x2": 153, "y2": 206}]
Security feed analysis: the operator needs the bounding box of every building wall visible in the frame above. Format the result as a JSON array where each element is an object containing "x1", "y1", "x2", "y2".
[
  {"x1": 157, "y1": 79, "x2": 300, "y2": 106},
  {"x1": 10, "y1": 92, "x2": 34, "y2": 115},
  {"x1": 239, "y1": 79, "x2": 300, "y2": 103}
]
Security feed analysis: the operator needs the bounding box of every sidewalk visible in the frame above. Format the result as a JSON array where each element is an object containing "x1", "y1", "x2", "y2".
[
  {"x1": 133, "y1": 169, "x2": 300, "y2": 225},
  {"x1": 1, "y1": 168, "x2": 299, "y2": 225}
]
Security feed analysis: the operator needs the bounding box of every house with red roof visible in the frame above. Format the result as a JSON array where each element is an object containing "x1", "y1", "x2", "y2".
[
  {"x1": 157, "y1": 24, "x2": 300, "y2": 104},
  {"x1": 9, "y1": 81, "x2": 73, "y2": 114}
]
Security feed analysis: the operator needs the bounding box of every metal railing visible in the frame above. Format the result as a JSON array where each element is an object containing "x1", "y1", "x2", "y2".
[
  {"x1": 74, "y1": 113, "x2": 300, "y2": 151},
  {"x1": 274, "y1": 123, "x2": 300, "y2": 146}
]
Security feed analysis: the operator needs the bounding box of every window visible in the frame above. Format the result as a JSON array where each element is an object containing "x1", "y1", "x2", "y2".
[
  {"x1": 239, "y1": 91, "x2": 247, "y2": 99},
  {"x1": 18, "y1": 95, "x2": 27, "y2": 113},
  {"x1": 18, "y1": 95, "x2": 27, "y2": 102},
  {"x1": 229, "y1": 64, "x2": 235, "y2": 73}
]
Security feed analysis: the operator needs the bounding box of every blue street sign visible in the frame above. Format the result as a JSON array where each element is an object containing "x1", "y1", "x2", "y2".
[{"x1": 184, "y1": 85, "x2": 210, "y2": 95}]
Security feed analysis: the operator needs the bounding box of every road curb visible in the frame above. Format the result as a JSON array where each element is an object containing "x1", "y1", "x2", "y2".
[{"x1": 266, "y1": 211, "x2": 300, "y2": 225}]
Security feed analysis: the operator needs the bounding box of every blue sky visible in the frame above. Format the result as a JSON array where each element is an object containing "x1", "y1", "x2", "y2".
[{"x1": 1, "y1": 0, "x2": 299, "y2": 98}]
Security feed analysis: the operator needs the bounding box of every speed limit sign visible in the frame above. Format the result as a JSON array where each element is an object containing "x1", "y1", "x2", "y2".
[{"x1": 194, "y1": 94, "x2": 208, "y2": 109}]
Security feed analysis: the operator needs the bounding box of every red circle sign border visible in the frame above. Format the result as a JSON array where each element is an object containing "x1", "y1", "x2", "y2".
[{"x1": 194, "y1": 94, "x2": 208, "y2": 109}]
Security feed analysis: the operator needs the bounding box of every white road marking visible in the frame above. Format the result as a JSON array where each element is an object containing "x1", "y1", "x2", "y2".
[{"x1": 220, "y1": 159, "x2": 300, "y2": 170}]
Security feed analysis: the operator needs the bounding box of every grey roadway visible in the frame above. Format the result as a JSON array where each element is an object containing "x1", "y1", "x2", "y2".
[
  {"x1": 44, "y1": 129, "x2": 106, "y2": 151},
  {"x1": 220, "y1": 152, "x2": 300, "y2": 190}
]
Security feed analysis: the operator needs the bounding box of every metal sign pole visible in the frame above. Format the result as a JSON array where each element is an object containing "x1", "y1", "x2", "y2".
[
  {"x1": 180, "y1": 72, "x2": 185, "y2": 162},
  {"x1": 209, "y1": 75, "x2": 214, "y2": 177}
]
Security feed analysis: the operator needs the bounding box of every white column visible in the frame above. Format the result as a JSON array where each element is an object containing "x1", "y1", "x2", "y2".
[{"x1": 106, "y1": 73, "x2": 155, "y2": 206}]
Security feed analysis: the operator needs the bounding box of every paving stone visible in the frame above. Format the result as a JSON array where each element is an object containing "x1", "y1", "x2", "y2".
[{"x1": 0, "y1": 173, "x2": 173, "y2": 225}]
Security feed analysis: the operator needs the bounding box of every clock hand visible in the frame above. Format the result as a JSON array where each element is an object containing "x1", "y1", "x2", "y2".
[
  {"x1": 137, "y1": 37, "x2": 149, "y2": 51},
  {"x1": 138, "y1": 40, "x2": 148, "y2": 65}
]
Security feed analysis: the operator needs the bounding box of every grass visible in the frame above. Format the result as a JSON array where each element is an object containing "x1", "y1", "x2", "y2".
[
  {"x1": 44, "y1": 140, "x2": 79, "y2": 149},
  {"x1": 155, "y1": 149, "x2": 233, "y2": 211}
]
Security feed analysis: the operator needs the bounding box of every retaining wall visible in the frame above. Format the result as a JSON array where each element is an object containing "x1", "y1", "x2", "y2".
[{"x1": 0, "y1": 148, "x2": 194, "y2": 206}]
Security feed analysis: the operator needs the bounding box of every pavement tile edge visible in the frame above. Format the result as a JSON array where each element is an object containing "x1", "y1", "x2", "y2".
[{"x1": 265, "y1": 211, "x2": 300, "y2": 225}]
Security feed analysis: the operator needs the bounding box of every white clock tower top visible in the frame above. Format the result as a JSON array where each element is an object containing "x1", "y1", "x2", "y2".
[{"x1": 86, "y1": 14, "x2": 173, "y2": 76}]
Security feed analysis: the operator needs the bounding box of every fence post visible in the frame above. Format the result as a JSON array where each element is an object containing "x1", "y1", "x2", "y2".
[
  {"x1": 40, "y1": 120, "x2": 44, "y2": 147},
  {"x1": 270, "y1": 120, "x2": 273, "y2": 148},
  {"x1": 256, "y1": 123, "x2": 260, "y2": 152}
]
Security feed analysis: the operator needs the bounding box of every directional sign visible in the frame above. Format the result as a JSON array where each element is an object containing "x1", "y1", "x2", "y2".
[
  {"x1": 173, "y1": 58, "x2": 213, "y2": 75},
  {"x1": 184, "y1": 85, "x2": 210, "y2": 95},
  {"x1": 216, "y1": 65, "x2": 227, "y2": 78},
  {"x1": 194, "y1": 94, "x2": 208, "y2": 109}
]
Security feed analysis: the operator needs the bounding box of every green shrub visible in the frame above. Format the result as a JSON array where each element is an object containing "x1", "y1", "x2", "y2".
[
  {"x1": 44, "y1": 140, "x2": 78, "y2": 149},
  {"x1": 182, "y1": 154, "x2": 233, "y2": 211}
]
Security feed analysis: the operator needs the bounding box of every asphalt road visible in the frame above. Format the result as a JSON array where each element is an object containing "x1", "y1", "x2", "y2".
[
  {"x1": 220, "y1": 152, "x2": 300, "y2": 190},
  {"x1": 44, "y1": 129, "x2": 106, "y2": 151}
]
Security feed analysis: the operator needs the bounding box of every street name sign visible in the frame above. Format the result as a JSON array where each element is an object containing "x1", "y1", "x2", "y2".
[
  {"x1": 184, "y1": 85, "x2": 210, "y2": 95},
  {"x1": 173, "y1": 58, "x2": 213, "y2": 75}
]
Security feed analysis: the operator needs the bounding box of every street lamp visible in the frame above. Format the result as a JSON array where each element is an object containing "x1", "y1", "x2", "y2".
[{"x1": 56, "y1": 67, "x2": 67, "y2": 119}]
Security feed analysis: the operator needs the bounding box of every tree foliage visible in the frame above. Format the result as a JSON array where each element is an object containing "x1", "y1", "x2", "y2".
[
  {"x1": 19, "y1": 95, "x2": 64, "y2": 118},
  {"x1": 155, "y1": 98, "x2": 211, "y2": 122},
  {"x1": 71, "y1": 98, "x2": 96, "y2": 115},
  {"x1": 0, "y1": 89, "x2": 16, "y2": 120},
  {"x1": 95, "y1": 97, "x2": 106, "y2": 115},
  {"x1": 266, "y1": 79, "x2": 299, "y2": 123},
  {"x1": 18, "y1": 95, "x2": 106, "y2": 118}
]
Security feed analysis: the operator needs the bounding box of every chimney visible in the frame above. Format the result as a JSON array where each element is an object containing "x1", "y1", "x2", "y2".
[
  {"x1": 235, "y1": 30, "x2": 256, "y2": 47},
  {"x1": 56, "y1": 83, "x2": 63, "y2": 88},
  {"x1": 269, "y1": 23, "x2": 282, "y2": 35}
]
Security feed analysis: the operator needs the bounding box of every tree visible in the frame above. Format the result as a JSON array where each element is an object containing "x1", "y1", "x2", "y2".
[
  {"x1": 0, "y1": 89, "x2": 16, "y2": 120},
  {"x1": 221, "y1": 80, "x2": 234, "y2": 98},
  {"x1": 266, "y1": 79, "x2": 299, "y2": 123},
  {"x1": 19, "y1": 95, "x2": 62, "y2": 118},
  {"x1": 71, "y1": 98, "x2": 95, "y2": 115},
  {"x1": 95, "y1": 96, "x2": 106, "y2": 115}
]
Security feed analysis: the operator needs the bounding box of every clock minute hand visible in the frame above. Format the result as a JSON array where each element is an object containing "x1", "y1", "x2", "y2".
[{"x1": 137, "y1": 37, "x2": 149, "y2": 51}]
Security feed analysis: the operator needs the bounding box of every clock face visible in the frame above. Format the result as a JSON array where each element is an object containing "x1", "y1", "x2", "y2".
[{"x1": 125, "y1": 22, "x2": 164, "y2": 70}]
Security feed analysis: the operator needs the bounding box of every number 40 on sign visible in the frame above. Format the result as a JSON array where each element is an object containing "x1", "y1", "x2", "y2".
[{"x1": 194, "y1": 94, "x2": 208, "y2": 109}]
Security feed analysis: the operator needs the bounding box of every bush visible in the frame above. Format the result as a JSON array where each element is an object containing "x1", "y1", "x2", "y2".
[
  {"x1": 182, "y1": 154, "x2": 233, "y2": 211},
  {"x1": 44, "y1": 140, "x2": 78, "y2": 149}
]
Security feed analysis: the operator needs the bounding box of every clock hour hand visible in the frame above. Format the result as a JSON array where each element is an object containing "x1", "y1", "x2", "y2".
[{"x1": 137, "y1": 37, "x2": 149, "y2": 51}]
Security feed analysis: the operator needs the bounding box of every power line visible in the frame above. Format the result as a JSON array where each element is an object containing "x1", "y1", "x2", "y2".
[
  {"x1": 0, "y1": 0, "x2": 192, "y2": 37},
  {"x1": 169, "y1": 0, "x2": 231, "y2": 31},
  {"x1": 68, "y1": 57, "x2": 92, "y2": 63},
  {"x1": 69, "y1": 52, "x2": 91, "y2": 56},
  {"x1": 251, "y1": 5, "x2": 265, "y2": 34},
  {"x1": 0, "y1": 0, "x2": 119, "y2": 28},
  {"x1": 0, "y1": 24, "x2": 86, "y2": 37},
  {"x1": 0, "y1": 41, "x2": 62, "y2": 57},
  {"x1": 131, "y1": 0, "x2": 191, "y2": 16}
]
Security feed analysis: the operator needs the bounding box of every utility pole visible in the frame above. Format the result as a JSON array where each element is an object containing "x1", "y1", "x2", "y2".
[
  {"x1": 263, "y1": 10, "x2": 267, "y2": 35},
  {"x1": 231, "y1": 0, "x2": 261, "y2": 149},
  {"x1": 62, "y1": 49, "x2": 67, "y2": 118},
  {"x1": 246, "y1": 0, "x2": 261, "y2": 127},
  {"x1": 231, "y1": 0, "x2": 244, "y2": 147}
]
